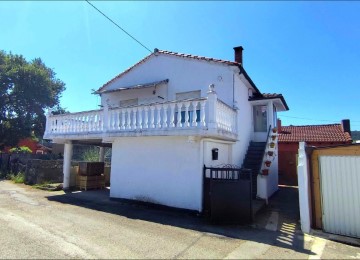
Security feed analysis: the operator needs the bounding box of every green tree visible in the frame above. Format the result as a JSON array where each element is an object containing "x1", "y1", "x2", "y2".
[{"x1": 0, "y1": 50, "x2": 65, "y2": 149}]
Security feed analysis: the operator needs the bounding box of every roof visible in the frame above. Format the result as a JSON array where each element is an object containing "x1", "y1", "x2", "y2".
[
  {"x1": 249, "y1": 93, "x2": 289, "y2": 111},
  {"x1": 96, "y1": 49, "x2": 261, "y2": 93},
  {"x1": 278, "y1": 124, "x2": 352, "y2": 143},
  {"x1": 95, "y1": 79, "x2": 169, "y2": 94}
]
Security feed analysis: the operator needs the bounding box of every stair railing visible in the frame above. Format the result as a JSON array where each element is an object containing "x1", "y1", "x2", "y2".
[{"x1": 260, "y1": 125, "x2": 272, "y2": 171}]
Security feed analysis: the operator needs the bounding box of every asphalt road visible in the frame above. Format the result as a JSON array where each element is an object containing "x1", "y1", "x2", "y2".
[{"x1": 0, "y1": 180, "x2": 359, "y2": 259}]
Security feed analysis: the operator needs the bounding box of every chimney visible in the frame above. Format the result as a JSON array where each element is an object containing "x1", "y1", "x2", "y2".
[
  {"x1": 277, "y1": 118, "x2": 282, "y2": 133},
  {"x1": 341, "y1": 119, "x2": 351, "y2": 135},
  {"x1": 233, "y1": 46, "x2": 244, "y2": 65}
]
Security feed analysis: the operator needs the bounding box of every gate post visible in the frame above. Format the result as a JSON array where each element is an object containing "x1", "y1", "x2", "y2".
[{"x1": 297, "y1": 142, "x2": 311, "y2": 233}]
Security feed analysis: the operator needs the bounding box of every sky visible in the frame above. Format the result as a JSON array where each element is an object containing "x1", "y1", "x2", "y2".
[{"x1": 1, "y1": 1, "x2": 360, "y2": 130}]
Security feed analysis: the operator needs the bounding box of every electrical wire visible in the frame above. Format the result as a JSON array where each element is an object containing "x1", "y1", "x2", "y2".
[{"x1": 85, "y1": 0, "x2": 152, "y2": 53}]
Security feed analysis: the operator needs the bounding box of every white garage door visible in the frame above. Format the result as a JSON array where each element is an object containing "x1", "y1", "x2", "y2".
[{"x1": 319, "y1": 156, "x2": 360, "y2": 238}]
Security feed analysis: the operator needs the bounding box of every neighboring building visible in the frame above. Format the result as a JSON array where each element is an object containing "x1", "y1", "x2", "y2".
[
  {"x1": 278, "y1": 119, "x2": 352, "y2": 186},
  {"x1": 44, "y1": 46, "x2": 289, "y2": 212},
  {"x1": 4, "y1": 138, "x2": 52, "y2": 154}
]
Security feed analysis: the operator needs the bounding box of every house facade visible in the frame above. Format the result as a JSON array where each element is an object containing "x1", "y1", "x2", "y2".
[{"x1": 44, "y1": 47, "x2": 289, "y2": 211}]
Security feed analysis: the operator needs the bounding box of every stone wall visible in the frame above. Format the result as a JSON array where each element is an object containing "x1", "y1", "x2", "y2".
[{"x1": 25, "y1": 159, "x2": 64, "y2": 185}]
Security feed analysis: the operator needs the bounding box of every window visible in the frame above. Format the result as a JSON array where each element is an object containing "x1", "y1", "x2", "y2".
[
  {"x1": 119, "y1": 98, "x2": 138, "y2": 107},
  {"x1": 253, "y1": 105, "x2": 267, "y2": 132},
  {"x1": 175, "y1": 90, "x2": 201, "y2": 125},
  {"x1": 175, "y1": 90, "x2": 201, "y2": 101}
]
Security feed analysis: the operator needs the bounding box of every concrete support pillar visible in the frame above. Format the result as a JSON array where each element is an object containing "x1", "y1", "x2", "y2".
[
  {"x1": 99, "y1": 147, "x2": 105, "y2": 162},
  {"x1": 63, "y1": 141, "x2": 73, "y2": 190}
]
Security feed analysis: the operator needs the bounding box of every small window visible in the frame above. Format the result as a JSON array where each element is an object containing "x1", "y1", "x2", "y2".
[
  {"x1": 119, "y1": 98, "x2": 138, "y2": 107},
  {"x1": 176, "y1": 90, "x2": 201, "y2": 101}
]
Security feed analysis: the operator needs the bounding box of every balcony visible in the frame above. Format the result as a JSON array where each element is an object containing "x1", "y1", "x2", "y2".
[{"x1": 44, "y1": 92, "x2": 238, "y2": 142}]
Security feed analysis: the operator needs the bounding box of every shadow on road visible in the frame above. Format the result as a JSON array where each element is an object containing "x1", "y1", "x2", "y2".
[{"x1": 46, "y1": 185, "x2": 313, "y2": 256}]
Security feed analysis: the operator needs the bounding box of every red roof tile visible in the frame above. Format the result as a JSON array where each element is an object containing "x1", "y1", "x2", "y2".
[
  {"x1": 97, "y1": 49, "x2": 241, "y2": 92},
  {"x1": 278, "y1": 124, "x2": 352, "y2": 143}
]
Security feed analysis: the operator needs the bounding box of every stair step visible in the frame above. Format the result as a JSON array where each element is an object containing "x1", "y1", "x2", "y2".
[{"x1": 249, "y1": 142, "x2": 266, "y2": 147}]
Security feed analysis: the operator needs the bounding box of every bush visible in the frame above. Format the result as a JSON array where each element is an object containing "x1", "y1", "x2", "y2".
[
  {"x1": 9, "y1": 146, "x2": 33, "y2": 154},
  {"x1": 8, "y1": 172, "x2": 25, "y2": 183},
  {"x1": 81, "y1": 146, "x2": 100, "y2": 162}
]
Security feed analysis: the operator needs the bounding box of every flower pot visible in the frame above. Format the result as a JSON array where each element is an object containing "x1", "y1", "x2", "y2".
[
  {"x1": 271, "y1": 135, "x2": 276, "y2": 141},
  {"x1": 267, "y1": 151, "x2": 274, "y2": 156},
  {"x1": 265, "y1": 161, "x2": 271, "y2": 167},
  {"x1": 269, "y1": 142, "x2": 275, "y2": 148},
  {"x1": 272, "y1": 128, "x2": 277, "y2": 133},
  {"x1": 261, "y1": 169, "x2": 269, "y2": 175}
]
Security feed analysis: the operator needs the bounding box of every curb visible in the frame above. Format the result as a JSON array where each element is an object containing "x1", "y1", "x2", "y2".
[{"x1": 310, "y1": 229, "x2": 360, "y2": 247}]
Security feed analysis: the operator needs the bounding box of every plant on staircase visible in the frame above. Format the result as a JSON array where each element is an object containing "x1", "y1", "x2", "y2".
[
  {"x1": 264, "y1": 160, "x2": 272, "y2": 167},
  {"x1": 261, "y1": 169, "x2": 269, "y2": 175}
]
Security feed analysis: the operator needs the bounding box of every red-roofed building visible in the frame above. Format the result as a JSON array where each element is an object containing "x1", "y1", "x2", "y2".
[{"x1": 278, "y1": 119, "x2": 352, "y2": 185}]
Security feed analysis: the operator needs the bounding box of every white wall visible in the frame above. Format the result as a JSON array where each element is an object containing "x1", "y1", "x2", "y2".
[
  {"x1": 203, "y1": 140, "x2": 232, "y2": 167},
  {"x1": 257, "y1": 132, "x2": 279, "y2": 200},
  {"x1": 231, "y1": 75, "x2": 253, "y2": 167},
  {"x1": 102, "y1": 54, "x2": 237, "y2": 107},
  {"x1": 102, "y1": 83, "x2": 168, "y2": 108},
  {"x1": 110, "y1": 136, "x2": 202, "y2": 211}
]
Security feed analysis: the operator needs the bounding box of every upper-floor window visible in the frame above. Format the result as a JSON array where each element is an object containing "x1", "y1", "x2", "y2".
[
  {"x1": 176, "y1": 90, "x2": 201, "y2": 101},
  {"x1": 119, "y1": 98, "x2": 138, "y2": 107},
  {"x1": 175, "y1": 90, "x2": 201, "y2": 124}
]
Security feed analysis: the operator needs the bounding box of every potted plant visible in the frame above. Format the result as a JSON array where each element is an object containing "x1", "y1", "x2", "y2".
[
  {"x1": 265, "y1": 160, "x2": 272, "y2": 167},
  {"x1": 261, "y1": 169, "x2": 269, "y2": 175},
  {"x1": 272, "y1": 127, "x2": 277, "y2": 133},
  {"x1": 269, "y1": 142, "x2": 275, "y2": 148},
  {"x1": 267, "y1": 151, "x2": 274, "y2": 156},
  {"x1": 271, "y1": 135, "x2": 276, "y2": 141}
]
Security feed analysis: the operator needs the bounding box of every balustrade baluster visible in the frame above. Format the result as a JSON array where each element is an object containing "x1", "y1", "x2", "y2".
[
  {"x1": 126, "y1": 109, "x2": 131, "y2": 130},
  {"x1": 132, "y1": 108, "x2": 137, "y2": 129},
  {"x1": 184, "y1": 102, "x2": 190, "y2": 127},
  {"x1": 143, "y1": 107, "x2": 149, "y2": 129},
  {"x1": 138, "y1": 107, "x2": 143, "y2": 129},
  {"x1": 177, "y1": 102, "x2": 183, "y2": 128},
  {"x1": 200, "y1": 101, "x2": 206, "y2": 127},
  {"x1": 162, "y1": 104, "x2": 168, "y2": 128},
  {"x1": 119, "y1": 109, "x2": 125, "y2": 130},
  {"x1": 89, "y1": 113, "x2": 93, "y2": 132},
  {"x1": 115, "y1": 110, "x2": 120, "y2": 130},
  {"x1": 170, "y1": 104, "x2": 175, "y2": 128},
  {"x1": 156, "y1": 105, "x2": 161, "y2": 128},
  {"x1": 150, "y1": 106, "x2": 155, "y2": 128},
  {"x1": 192, "y1": 101, "x2": 198, "y2": 127},
  {"x1": 99, "y1": 113, "x2": 103, "y2": 131}
]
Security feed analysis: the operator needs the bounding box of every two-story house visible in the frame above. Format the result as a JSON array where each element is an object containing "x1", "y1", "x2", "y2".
[{"x1": 44, "y1": 46, "x2": 289, "y2": 212}]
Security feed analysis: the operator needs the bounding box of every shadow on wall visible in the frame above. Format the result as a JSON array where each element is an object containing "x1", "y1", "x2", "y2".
[{"x1": 46, "y1": 186, "x2": 313, "y2": 256}]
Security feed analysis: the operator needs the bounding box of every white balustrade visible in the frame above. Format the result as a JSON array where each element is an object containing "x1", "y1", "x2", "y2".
[
  {"x1": 44, "y1": 96, "x2": 237, "y2": 138},
  {"x1": 45, "y1": 109, "x2": 103, "y2": 135},
  {"x1": 216, "y1": 100, "x2": 237, "y2": 133}
]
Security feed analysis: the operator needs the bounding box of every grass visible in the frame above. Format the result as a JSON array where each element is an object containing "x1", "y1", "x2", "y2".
[
  {"x1": 8, "y1": 172, "x2": 25, "y2": 183},
  {"x1": 33, "y1": 182, "x2": 63, "y2": 191}
]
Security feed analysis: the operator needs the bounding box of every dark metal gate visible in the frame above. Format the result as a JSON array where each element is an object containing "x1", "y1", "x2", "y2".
[{"x1": 203, "y1": 165, "x2": 253, "y2": 224}]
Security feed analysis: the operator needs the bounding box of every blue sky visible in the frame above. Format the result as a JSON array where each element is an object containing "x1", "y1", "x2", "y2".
[{"x1": 1, "y1": 1, "x2": 360, "y2": 130}]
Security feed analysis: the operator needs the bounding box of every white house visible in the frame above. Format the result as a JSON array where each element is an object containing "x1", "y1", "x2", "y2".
[{"x1": 44, "y1": 46, "x2": 289, "y2": 212}]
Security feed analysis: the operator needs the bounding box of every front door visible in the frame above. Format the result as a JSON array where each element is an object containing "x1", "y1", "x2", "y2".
[{"x1": 253, "y1": 105, "x2": 268, "y2": 141}]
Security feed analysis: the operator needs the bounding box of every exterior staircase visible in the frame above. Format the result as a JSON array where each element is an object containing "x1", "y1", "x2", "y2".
[{"x1": 242, "y1": 141, "x2": 267, "y2": 199}]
